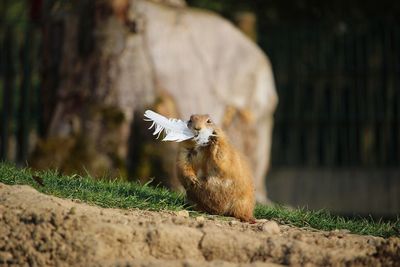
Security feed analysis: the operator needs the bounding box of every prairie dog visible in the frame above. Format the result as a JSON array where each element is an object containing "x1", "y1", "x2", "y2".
[{"x1": 177, "y1": 114, "x2": 255, "y2": 222}]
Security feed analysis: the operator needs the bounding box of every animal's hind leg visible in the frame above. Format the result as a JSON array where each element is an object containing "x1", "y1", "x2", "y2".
[{"x1": 230, "y1": 199, "x2": 255, "y2": 223}]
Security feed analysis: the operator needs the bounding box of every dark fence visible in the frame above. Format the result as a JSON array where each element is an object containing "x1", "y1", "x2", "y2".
[
  {"x1": 1, "y1": 13, "x2": 399, "y2": 170},
  {"x1": 264, "y1": 21, "x2": 400, "y2": 167}
]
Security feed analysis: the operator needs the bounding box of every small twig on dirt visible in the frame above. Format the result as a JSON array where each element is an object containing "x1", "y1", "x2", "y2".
[{"x1": 31, "y1": 175, "x2": 44, "y2": 187}]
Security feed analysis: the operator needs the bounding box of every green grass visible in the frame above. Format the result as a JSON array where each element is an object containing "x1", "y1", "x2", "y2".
[{"x1": 0, "y1": 163, "x2": 398, "y2": 238}]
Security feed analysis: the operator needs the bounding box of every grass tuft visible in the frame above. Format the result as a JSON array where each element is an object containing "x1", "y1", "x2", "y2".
[{"x1": 0, "y1": 163, "x2": 398, "y2": 238}]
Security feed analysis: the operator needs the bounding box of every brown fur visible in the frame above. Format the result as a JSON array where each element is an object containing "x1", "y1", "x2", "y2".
[{"x1": 177, "y1": 115, "x2": 255, "y2": 222}]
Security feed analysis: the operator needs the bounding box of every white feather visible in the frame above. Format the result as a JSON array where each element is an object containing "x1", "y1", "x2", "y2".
[
  {"x1": 143, "y1": 110, "x2": 195, "y2": 142},
  {"x1": 194, "y1": 128, "x2": 214, "y2": 146}
]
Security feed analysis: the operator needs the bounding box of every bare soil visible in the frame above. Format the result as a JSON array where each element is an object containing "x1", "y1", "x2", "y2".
[{"x1": 0, "y1": 183, "x2": 399, "y2": 266}]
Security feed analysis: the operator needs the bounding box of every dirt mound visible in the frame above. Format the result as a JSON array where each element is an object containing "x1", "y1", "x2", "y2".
[{"x1": 0, "y1": 183, "x2": 398, "y2": 266}]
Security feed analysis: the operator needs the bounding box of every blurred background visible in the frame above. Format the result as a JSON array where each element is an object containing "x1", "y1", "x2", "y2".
[{"x1": 1, "y1": 0, "x2": 399, "y2": 218}]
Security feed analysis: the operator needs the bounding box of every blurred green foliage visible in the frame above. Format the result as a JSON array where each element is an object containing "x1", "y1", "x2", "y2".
[{"x1": 0, "y1": 0, "x2": 28, "y2": 24}]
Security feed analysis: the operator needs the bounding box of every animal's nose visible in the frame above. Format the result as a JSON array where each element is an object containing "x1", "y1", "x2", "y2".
[{"x1": 194, "y1": 126, "x2": 200, "y2": 131}]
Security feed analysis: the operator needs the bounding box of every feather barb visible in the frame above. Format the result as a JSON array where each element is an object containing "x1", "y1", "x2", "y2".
[{"x1": 143, "y1": 110, "x2": 195, "y2": 142}]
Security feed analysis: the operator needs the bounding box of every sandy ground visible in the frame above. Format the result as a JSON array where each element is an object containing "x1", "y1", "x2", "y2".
[{"x1": 0, "y1": 183, "x2": 399, "y2": 267}]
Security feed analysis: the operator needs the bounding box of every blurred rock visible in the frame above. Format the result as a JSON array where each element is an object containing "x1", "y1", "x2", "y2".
[
  {"x1": 259, "y1": 221, "x2": 280, "y2": 234},
  {"x1": 31, "y1": 0, "x2": 277, "y2": 204},
  {"x1": 175, "y1": 210, "x2": 190, "y2": 218},
  {"x1": 195, "y1": 216, "x2": 205, "y2": 222}
]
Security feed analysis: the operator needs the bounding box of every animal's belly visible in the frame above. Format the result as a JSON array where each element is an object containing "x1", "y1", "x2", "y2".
[
  {"x1": 205, "y1": 176, "x2": 234, "y2": 190},
  {"x1": 196, "y1": 176, "x2": 235, "y2": 214}
]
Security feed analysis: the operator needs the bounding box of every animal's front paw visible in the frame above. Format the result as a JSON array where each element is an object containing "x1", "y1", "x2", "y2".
[
  {"x1": 210, "y1": 129, "x2": 220, "y2": 144},
  {"x1": 187, "y1": 176, "x2": 200, "y2": 186}
]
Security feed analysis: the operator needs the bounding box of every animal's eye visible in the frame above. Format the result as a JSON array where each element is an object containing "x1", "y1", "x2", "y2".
[{"x1": 207, "y1": 119, "x2": 212, "y2": 123}]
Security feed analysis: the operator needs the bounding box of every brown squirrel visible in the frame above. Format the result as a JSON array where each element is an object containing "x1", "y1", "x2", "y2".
[{"x1": 177, "y1": 114, "x2": 255, "y2": 222}]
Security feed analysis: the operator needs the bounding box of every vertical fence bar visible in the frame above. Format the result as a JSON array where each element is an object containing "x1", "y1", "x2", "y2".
[
  {"x1": 356, "y1": 26, "x2": 364, "y2": 166},
  {"x1": 359, "y1": 28, "x2": 367, "y2": 165},
  {"x1": 282, "y1": 25, "x2": 290, "y2": 165},
  {"x1": 381, "y1": 24, "x2": 388, "y2": 166},
  {"x1": 1, "y1": 27, "x2": 15, "y2": 161},
  {"x1": 17, "y1": 24, "x2": 32, "y2": 164},
  {"x1": 350, "y1": 30, "x2": 358, "y2": 166},
  {"x1": 0, "y1": 28, "x2": 3, "y2": 160},
  {"x1": 317, "y1": 26, "x2": 326, "y2": 166},
  {"x1": 395, "y1": 25, "x2": 400, "y2": 164},
  {"x1": 375, "y1": 24, "x2": 383, "y2": 166},
  {"x1": 288, "y1": 26, "x2": 297, "y2": 165}
]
